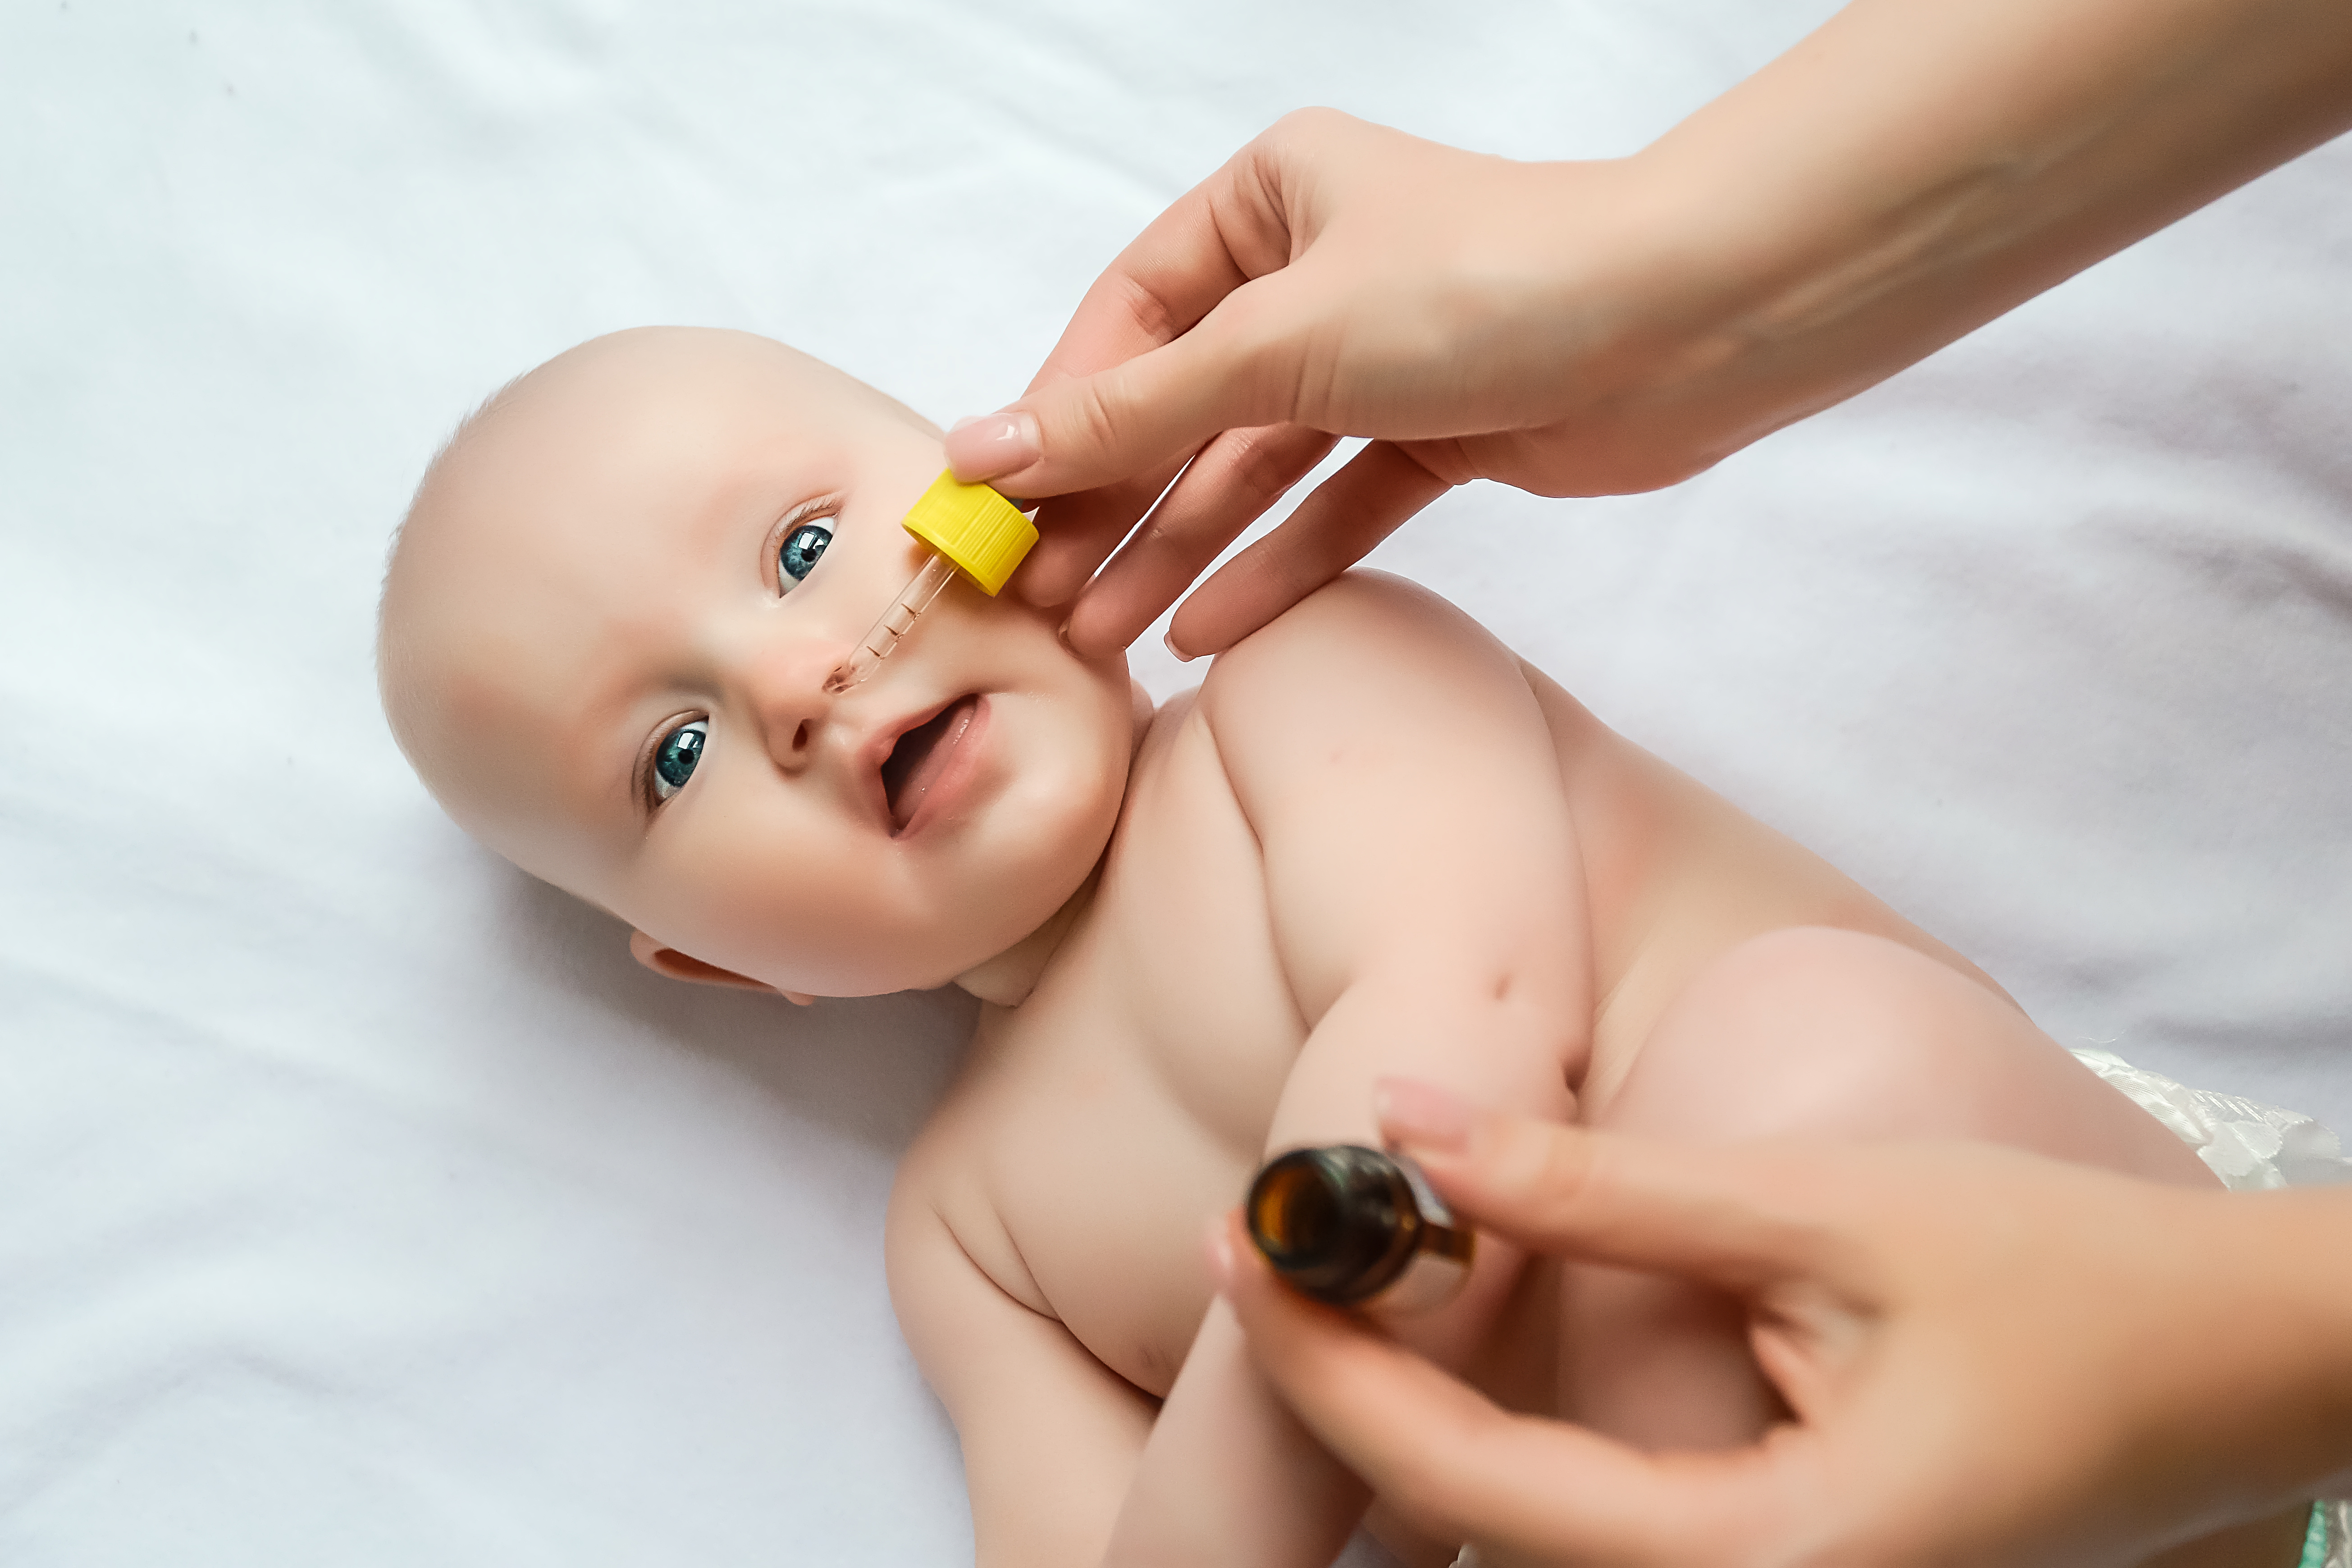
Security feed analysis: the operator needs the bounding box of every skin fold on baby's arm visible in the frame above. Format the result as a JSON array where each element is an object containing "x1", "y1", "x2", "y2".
[{"x1": 891, "y1": 576, "x2": 1603, "y2": 1568}]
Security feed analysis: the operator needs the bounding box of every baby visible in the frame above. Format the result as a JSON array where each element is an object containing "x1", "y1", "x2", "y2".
[{"x1": 378, "y1": 327, "x2": 2314, "y2": 1568}]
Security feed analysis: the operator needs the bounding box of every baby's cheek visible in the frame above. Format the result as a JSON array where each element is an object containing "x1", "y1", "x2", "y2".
[
  {"x1": 622, "y1": 827, "x2": 808, "y2": 983},
  {"x1": 713, "y1": 845, "x2": 877, "y2": 976},
  {"x1": 715, "y1": 834, "x2": 971, "y2": 997},
  {"x1": 967, "y1": 760, "x2": 1120, "y2": 919}
]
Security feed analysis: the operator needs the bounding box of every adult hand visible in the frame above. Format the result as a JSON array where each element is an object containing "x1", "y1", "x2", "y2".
[
  {"x1": 948, "y1": 110, "x2": 1704, "y2": 658},
  {"x1": 1211, "y1": 1080, "x2": 2352, "y2": 1568},
  {"x1": 948, "y1": 0, "x2": 2352, "y2": 660}
]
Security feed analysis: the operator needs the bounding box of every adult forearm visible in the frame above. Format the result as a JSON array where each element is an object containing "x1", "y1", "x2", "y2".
[{"x1": 1630, "y1": 0, "x2": 2352, "y2": 459}]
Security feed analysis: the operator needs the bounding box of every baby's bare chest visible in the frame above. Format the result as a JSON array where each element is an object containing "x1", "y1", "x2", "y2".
[{"x1": 946, "y1": 713, "x2": 1311, "y2": 1395}]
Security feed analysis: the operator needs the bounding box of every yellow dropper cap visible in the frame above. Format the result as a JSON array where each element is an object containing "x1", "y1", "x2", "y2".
[
  {"x1": 823, "y1": 471, "x2": 1039, "y2": 693},
  {"x1": 901, "y1": 470, "x2": 1037, "y2": 596}
]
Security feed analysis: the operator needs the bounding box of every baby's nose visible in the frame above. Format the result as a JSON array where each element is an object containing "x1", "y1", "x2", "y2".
[{"x1": 745, "y1": 639, "x2": 841, "y2": 775}]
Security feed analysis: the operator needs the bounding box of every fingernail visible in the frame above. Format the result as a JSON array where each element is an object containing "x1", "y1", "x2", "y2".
[
  {"x1": 1202, "y1": 1216, "x2": 1236, "y2": 1290},
  {"x1": 943, "y1": 409, "x2": 1039, "y2": 481},
  {"x1": 1374, "y1": 1077, "x2": 1476, "y2": 1153},
  {"x1": 1163, "y1": 630, "x2": 1196, "y2": 663}
]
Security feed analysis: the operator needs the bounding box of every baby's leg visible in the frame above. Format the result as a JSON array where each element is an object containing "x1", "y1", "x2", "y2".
[
  {"x1": 1566, "y1": 923, "x2": 2214, "y2": 1445},
  {"x1": 1559, "y1": 926, "x2": 2307, "y2": 1568}
]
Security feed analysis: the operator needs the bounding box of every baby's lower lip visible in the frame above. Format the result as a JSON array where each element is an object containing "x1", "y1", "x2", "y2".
[{"x1": 882, "y1": 694, "x2": 985, "y2": 835}]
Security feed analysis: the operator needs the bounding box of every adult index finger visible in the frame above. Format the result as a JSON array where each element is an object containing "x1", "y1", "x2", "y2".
[
  {"x1": 1061, "y1": 421, "x2": 1338, "y2": 656},
  {"x1": 1374, "y1": 1079, "x2": 1852, "y2": 1295},
  {"x1": 1160, "y1": 439, "x2": 1451, "y2": 657}
]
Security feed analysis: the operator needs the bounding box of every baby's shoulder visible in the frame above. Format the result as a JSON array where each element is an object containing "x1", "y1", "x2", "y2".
[
  {"x1": 1189, "y1": 570, "x2": 1571, "y2": 794},
  {"x1": 1198, "y1": 570, "x2": 1500, "y2": 699}
]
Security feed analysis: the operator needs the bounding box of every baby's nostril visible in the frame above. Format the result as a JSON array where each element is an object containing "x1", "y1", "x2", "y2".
[{"x1": 794, "y1": 721, "x2": 811, "y2": 753}]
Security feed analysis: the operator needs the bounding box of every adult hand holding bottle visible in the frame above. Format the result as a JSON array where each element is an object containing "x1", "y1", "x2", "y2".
[
  {"x1": 945, "y1": 0, "x2": 2352, "y2": 659},
  {"x1": 1209, "y1": 1082, "x2": 2352, "y2": 1568}
]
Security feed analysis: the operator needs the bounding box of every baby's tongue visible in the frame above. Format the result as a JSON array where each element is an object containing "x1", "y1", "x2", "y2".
[{"x1": 883, "y1": 695, "x2": 979, "y2": 831}]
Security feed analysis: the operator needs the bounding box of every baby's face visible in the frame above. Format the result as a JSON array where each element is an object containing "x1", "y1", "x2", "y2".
[{"x1": 382, "y1": 329, "x2": 1134, "y2": 996}]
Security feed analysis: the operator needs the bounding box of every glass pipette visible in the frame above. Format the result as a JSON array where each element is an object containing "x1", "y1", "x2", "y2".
[{"x1": 824, "y1": 470, "x2": 1037, "y2": 694}]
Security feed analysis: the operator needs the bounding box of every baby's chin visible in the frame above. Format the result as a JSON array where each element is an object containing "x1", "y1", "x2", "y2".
[{"x1": 822, "y1": 840, "x2": 1114, "y2": 1000}]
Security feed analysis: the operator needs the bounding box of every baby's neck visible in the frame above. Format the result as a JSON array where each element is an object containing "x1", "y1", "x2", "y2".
[
  {"x1": 954, "y1": 681, "x2": 1155, "y2": 1009},
  {"x1": 953, "y1": 865, "x2": 1100, "y2": 1008}
]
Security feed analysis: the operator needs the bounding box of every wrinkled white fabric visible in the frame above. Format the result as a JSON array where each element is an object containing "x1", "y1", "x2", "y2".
[
  {"x1": 3, "y1": 5, "x2": 2347, "y2": 1567},
  {"x1": 2072, "y1": 1050, "x2": 2352, "y2": 1190},
  {"x1": 2325, "y1": 1500, "x2": 2352, "y2": 1568}
]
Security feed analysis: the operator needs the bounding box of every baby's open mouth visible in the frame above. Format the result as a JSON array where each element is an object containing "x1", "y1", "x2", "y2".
[{"x1": 881, "y1": 695, "x2": 981, "y2": 832}]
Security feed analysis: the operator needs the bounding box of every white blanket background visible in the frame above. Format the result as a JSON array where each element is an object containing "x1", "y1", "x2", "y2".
[{"x1": 5, "y1": 4, "x2": 2348, "y2": 1564}]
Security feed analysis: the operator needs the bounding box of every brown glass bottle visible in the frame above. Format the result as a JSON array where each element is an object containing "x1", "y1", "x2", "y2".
[{"x1": 1245, "y1": 1145, "x2": 1475, "y2": 1312}]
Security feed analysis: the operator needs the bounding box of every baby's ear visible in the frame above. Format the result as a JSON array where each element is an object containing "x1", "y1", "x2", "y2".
[{"x1": 628, "y1": 930, "x2": 816, "y2": 1005}]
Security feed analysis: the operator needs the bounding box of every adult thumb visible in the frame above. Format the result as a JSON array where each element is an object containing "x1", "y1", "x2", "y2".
[{"x1": 945, "y1": 281, "x2": 1305, "y2": 499}]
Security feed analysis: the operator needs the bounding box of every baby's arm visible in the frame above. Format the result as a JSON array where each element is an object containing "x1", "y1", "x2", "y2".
[
  {"x1": 1102, "y1": 573, "x2": 1596, "y2": 1567},
  {"x1": 888, "y1": 1156, "x2": 1157, "y2": 1568}
]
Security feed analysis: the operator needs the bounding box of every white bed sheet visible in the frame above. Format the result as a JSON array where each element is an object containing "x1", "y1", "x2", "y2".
[{"x1": 4, "y1": 4, "x2": 2347, "y2": 1564}]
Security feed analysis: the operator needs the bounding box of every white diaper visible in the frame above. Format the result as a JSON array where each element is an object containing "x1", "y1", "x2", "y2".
[
  {"x1": 2072, "y1": 1052, "x2": 2352, "y2": 1568},
  {"x1": 2068, "y1": 1048, "x2": 2352, "y2": 1191},
  {"x1": 2304, "y1": 1500, "x2": 2352, "y2": 1568}
]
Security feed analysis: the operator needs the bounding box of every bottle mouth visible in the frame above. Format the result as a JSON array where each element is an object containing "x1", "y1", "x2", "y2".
[{"x1": 1246, "y1": 1145, "x2": 1428, "y2": 1305}]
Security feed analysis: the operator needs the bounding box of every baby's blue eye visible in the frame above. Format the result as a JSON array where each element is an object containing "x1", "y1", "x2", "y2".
[
  {"x1": 780, "y1": 522, "x2": 832, "y2": 590},
  {"x1": 651, "y1": 719, "x2": 707, "y2": 802}
]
